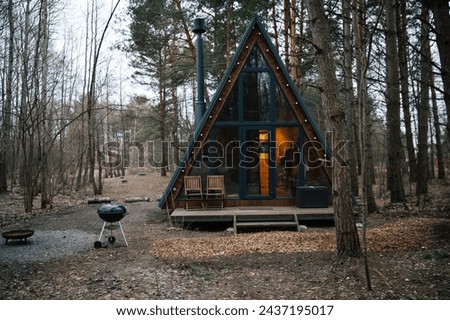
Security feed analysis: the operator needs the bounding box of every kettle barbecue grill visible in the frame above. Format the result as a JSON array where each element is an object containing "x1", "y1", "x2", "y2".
[{"x1": 94, "y1": 204, "x2": 128, "y2": 248}]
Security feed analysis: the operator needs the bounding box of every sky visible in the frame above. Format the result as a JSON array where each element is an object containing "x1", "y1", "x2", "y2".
[{"x1": 54, "y1": 0, "x2": 149, "y2": 103}]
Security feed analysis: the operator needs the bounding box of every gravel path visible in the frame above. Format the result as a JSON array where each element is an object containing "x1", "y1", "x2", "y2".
[
  {"x1": 0, "y1": 229, "x2": 96, "y2": 263},
  {"x1": 0, "y1": 193, "x2": 162, "y2": 265}
]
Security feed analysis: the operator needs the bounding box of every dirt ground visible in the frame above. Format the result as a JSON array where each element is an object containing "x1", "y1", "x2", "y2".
[{"x1": 0, "y1": 172, "x2": 449, "y2": 300}]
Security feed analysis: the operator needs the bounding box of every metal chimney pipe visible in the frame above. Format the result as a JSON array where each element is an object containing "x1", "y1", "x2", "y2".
[{"x1": 193, "y1": 17, "x2": 206, "y2": 128}]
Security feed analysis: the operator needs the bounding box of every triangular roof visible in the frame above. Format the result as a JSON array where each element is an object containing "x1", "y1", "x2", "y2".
[{"x1": 158, "y1": 15, "x2": 331, "y2": 209}]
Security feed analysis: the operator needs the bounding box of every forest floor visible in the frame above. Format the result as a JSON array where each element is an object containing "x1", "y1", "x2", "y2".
[{"x1": 0, "y1": 172, "x2": 449, "y2": 300}]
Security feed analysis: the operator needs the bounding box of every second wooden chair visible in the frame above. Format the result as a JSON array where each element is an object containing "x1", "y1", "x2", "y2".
[{"x1": 205, "y1": 175, "x2": 225, "y2": 209}]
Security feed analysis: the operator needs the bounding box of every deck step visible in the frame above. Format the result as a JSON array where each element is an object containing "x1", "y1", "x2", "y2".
[
  {"x1": 235, "y1": 221, "x2": 298, "y2": 227},
  {"x1": 234, "y1": 214, "x2": 300, "y2": 234}
]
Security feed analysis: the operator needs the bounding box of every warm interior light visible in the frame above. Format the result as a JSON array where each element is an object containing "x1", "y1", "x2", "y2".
[
  {"x1": 259, "y1": 130, "x2": 269, "y2": 143},
  {"x1": 259, "y1": 130, "x2": 269, "y2": 195}
]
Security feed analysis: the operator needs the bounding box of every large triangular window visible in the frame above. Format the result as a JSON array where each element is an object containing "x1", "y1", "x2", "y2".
[{"x1": 217, "y1": 45, "x2": 297, "y2": 123}]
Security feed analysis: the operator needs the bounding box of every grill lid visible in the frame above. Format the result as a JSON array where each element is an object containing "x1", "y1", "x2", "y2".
[{"x1": 97, "y1": 204, "x2": 127, "y2": 214}]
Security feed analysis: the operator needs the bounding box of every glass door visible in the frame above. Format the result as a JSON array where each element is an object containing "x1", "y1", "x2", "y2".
[{"x1": 240, "y1": 128, "x2": 274, "y2": 198}]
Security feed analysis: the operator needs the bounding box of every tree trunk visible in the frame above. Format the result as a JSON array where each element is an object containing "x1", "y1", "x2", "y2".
[
  {"x1": 40, "y1": 0, "x2": 50, "y2": 209},
  {"x1": 225, "y1": 0, "x2": 233, "y2": 68},
  {"x1": 87, "y1": 0, "x2": 99, "y2": 195},
  {"x1": 416, "y1": 6, "x2": 431, "y2": 197},
  {"x1": 398, "y1": 0, "x2": 417, "y2": 183},
  {"x1": 385, "y1": 0, "x2": 406, "y2": 203},
  {"x1": 87, "y1": 0, "x2": 121, "y2": 195},
  {"x1": 423, "y1": 0, "x2": 450, "y2": 139},
  {"x1": 351, "y1": 1, "x2": 364, "y2": 177},
  {"x1": 306, "y1": 0, "x2": 361, "y2": 258},
  {"x1": 171, "y1": 87, "x2": 180, "y2": 172},
  {"x1": 157, "y1": 46, "x2": 168, "y2": 177},
  {"x1": 343, "y1": 0, "x2": 359, "y2": 197},
  {"x1": 284, "y1": 0, "x2": 290, "y2": 68},
  {"x1": 430, "y1": 73, "x2": 445, "y2": 179},
  {"x1": 297, "y1": 0, "x2": 305, "y2": 89},
  {"x1": 170, "y1": 35, "x2": 180, "y2": 171},
  {"x1": 0, "y1": 0, "x2": 15, "y2": 193},
  {"x1": 97, "y1": 127, "x2": 103, "y2": 194},
  {"x1": 271, "y1": 1, "x2": 280, "y2": 52},
  {"x1": 159, "y1": 83, "x2": 167, "y2": 177},
  {"x1": 174, "y1": 0, "x2": 195, "y2": 59},
  {"x1": 364, "y1": 114, "x2": 378, "y2": 214},
  {"x1": 352, "y1": 0, "x2": 377, "y2": 213},
  {"x1": 77, "y1": 2, "x2": 91, "y2": 192},
  {"x1": 20, "y1": 0, "x2": 34, "y2": 213},
  {"x1": 289, "y1": 1, "x2": 298, "y2": 87}
]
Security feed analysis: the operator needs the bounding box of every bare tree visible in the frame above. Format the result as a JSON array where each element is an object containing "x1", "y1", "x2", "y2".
[
  {"x1": 86, "y1": 0, "x2": 122, "y2": 194},
  {"x1": 40, "y1": 0, "x2": 50, "y2": 208},
  {"x1": 430, "y1": 72, "x2": 445, "y2": 180},
  {"x1": 343, "y1": 0, "x2": 359, "y2": 198},
  {"x1": 423, "y1": 0, "x2": 450, "y2": 139},
  {"x1": 352, "y1": 0, "x2": 380, "y2": 215},
  {"x1": 398, "y1": 0, "x2": 417, "y2": 184},
  {"x1": 416, "y1": 5, "x2": 431, "y2": 199},
  {"x1": 305, "y1": 0, "x2": 361, "y2": 258},
  {"x1": 385, "y1": 0, "x2": 406, "y2": 203},
  {"x1": 0, "y1": 0, "x2": 15, "y2": 193},
  {"x1": 18, "y1": 0, "x2": 35, "y2": 212}
]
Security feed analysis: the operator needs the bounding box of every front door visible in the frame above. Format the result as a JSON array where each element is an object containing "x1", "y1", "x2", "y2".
[{"x1": 240, "y1": 127, "x2": 275, "y2": 199}]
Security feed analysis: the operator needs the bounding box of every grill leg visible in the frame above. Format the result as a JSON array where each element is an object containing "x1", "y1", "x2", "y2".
[
  {"x1": 98, "y1": 222, "x2": 107, "y2": 241},
  {"x1": 118, "y1": 221, "x2": 128, "y2": 247}
]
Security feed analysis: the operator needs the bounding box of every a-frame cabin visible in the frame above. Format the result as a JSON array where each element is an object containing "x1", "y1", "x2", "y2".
[{"x1": 158, "y1": 16, "x2": 332, "y2": 227}]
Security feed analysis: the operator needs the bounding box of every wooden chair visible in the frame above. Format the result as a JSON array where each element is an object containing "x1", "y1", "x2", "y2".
[
  {"x1": 205, "y1": 175, "x2": 225, "y2": 209},
  {"x1": 184, "y1": 176, "x2": 204, "y2": 210}
]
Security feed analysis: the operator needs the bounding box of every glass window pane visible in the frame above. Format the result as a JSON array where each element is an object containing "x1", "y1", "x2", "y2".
[
  {"x1": 275, "y1": 127, "x2": 300, "y2": 197},
  {"x1": 245, "y1": 45, "x2": 268, "y2": 68},
  {"x1": 275, "y1": 84, "x2": 296, "y2": 121},
  {"x1": 303, "y1": 140, "x2": 329, "y2": 186},
  {"x1": 242, "y1": 129, "x2": 269, "y2": 196},
  {"x1": 214, "y1": 127, "x2": 240, "y2": 197},
  {"x1": 217, "y1": 82, "x2": 239, "y2": 122},
  {"x1": 243, "y1": 72, "x2": 271, "y2": 121}
]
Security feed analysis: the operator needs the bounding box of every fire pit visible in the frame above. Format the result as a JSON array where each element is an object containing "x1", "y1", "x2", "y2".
[
  {"x1": 2, "y1": 229, "x2": 34, "y2": 245},
  {"x1": 94, "y1": 204, "x2": 128, "y2": 248}
]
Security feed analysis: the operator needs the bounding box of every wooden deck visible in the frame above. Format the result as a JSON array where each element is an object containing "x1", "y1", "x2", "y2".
[{"x1": 171, "y1": 206, "x2": 334, "y2": 233}]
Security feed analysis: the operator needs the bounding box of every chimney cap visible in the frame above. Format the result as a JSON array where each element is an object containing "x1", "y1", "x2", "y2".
[{"x1": 193, "y1": 17, "x2": 206, "y2": 34}]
